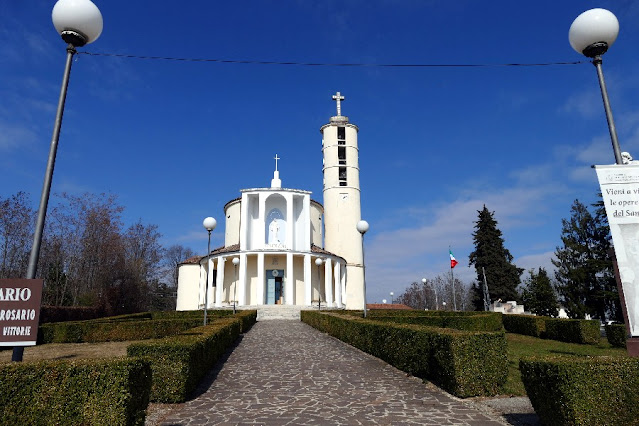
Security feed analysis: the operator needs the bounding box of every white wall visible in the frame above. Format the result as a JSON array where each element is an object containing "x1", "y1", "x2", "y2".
[{"x1": 176, "y1": 264, "x2": 201, "y2": 310}]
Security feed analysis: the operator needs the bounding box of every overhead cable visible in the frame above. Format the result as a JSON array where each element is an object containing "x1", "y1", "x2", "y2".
[{"x1": 78, "y1": 51, "x2": 585, "y2": 68}]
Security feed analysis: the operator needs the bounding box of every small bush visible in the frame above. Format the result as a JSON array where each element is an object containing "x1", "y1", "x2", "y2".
[
  {"x1": 502, "y1": 314, "x2": 546, "y2": 337},
  {"x1": 545, "y1": 318, "x2": 600, "y2": 345},
  {"x1": 0, "y1": 357, "x2": 151, "y2": 426},
  {"x1": 520, "y1": 356, "x2": 639, "y2": 426},
  {"x1": 606, "y1": 324, "x2": 627, "y2": 348},
  {"x1": 301, "y1": 311, "x2": 507, "y2": 397}
]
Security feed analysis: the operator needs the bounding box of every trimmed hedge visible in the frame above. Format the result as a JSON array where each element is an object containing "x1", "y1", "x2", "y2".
[
  {"x1": 0, "y1": 357, "x2": 151, "y2": 425},
  {"x1": 302, "y1": 311, "x2": 507, "y2": 397},
  {"x1": 37, "y1": 309, "x2": 255, "y2": 344},
  {"x1": 38, "y1": 318, "x2": 204, "y2": 344},
  {"x1": 606, "y1": 324, "x2": 627, "y2": 348},
  {"x1": 520, "y1": 356, "x2": 639, "y2": 426},
  {"x1": 545, "y1": 318, "x2": 600, "y2": 345},
  {"x1": 374, "y1": 312, "x2": 503, "y2": 332},
  {"x1": 127, "y1": 310, "x2": 257, "y2": 402},
  {"x1": 502, "y1": 314, "x2": 546, "y2": 337}
]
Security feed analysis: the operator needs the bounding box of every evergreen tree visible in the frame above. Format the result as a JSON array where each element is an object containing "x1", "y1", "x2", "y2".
[
  {"x1": 553, "y1": 199, "x2": 620, "y2": 320},
  {"x1": 521, "y1": 268, "x2": 559, "y2": 317},
  {"x1": 592, "y1": 195, "x2": 623, "y2": 321},
  {"x1": 468, "y1": 205, "x2": 523, "y2": 305}
]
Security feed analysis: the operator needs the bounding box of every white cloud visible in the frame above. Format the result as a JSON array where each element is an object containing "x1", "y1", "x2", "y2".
[
  {"x1": 576, "y1": 135, "x2": 614, "y2": 165},
  {"x1": 561, "y1": 89, "x2": 600, "y2": 118},
  {"x1": 363, "y1": 177, "x2": 564, "y2": 302},
  {"x1": 515, "y1": 250, "x2": 557, "y2": 275},
  {"x1": 0, "y1": 121, "x2": 37, "y2": 151}
]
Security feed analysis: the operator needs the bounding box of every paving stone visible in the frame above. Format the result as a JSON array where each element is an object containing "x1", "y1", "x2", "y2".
[{"x1": 154, "y1": 320, "x2": 507, "y2": 425}]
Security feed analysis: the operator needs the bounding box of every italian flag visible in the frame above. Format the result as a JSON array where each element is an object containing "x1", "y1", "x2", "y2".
[{"x1": 449, "y1": 249, "x2": 458, "y2": 269}]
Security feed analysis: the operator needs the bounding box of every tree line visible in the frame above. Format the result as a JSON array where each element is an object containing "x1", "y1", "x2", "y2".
[
  {"x1": 0, "y1": 192, "x2": 195, "y2": 314},
  {"x1": 397, "y1": 199, "x2": 622, "y2": 321}
]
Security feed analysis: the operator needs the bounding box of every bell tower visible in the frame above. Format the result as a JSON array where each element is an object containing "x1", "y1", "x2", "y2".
[{"x1": 320, "y1": 92, "x2": 365, "y2": 310}]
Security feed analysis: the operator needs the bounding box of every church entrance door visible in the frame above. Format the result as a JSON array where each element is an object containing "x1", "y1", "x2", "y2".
[{"x1": 266, "y1": 270, "x2": 284, "y2": 305}]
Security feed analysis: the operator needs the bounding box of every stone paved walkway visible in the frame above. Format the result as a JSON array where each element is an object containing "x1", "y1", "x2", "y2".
[{"x1": 155, "y1": 320, "x2": 507, "y2": 425}]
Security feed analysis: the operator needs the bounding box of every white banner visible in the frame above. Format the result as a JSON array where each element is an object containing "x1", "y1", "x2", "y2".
[{"x1": 595, "y1": 164, "x2": 639, "y2": 337}]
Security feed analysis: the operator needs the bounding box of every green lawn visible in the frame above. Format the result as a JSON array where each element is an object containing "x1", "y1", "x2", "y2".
[{"x1": 502, "y1": 333, "x2": 628, "y2": 396}]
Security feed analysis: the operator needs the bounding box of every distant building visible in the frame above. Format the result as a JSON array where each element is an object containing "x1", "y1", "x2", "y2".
[
  {"x1": 490, "y1": 300, "x2": 526, "y2": 315},
  {"x1": 176, "y1": 93, "x2": 367, "y2": 311}
]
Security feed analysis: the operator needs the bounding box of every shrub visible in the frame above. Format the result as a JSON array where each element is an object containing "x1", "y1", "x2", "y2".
[
  {"x1": 37, "y1": 310, "x2": 257, "y2": 344},
  {"x1": 606, "y1": 324, "x2": 627, "y2": 348},
  {"x1": 375, "y1": 312, "x2": 502, "y2": 332},
  {"x1": 0, "y1": 358, "x2": 151, "y2": 426},
  {"x1": 38, "y1": 318, "x2": 204, "y2": 344},
  {"x1": 301, "y1": 311, "x2": 507, "y2": 397},
  {"x1": 502, "y1": 314, "x2": 546, "y2": 337},
  {"x1": 545, "y1": 318, "x2": 600, "y2": 345},
  {"x1": 520, "y1": 356, "x2": 639, "y2": 426},
  {"x1": 127, "y1": 311, "x2": 257, "y2": 403}
]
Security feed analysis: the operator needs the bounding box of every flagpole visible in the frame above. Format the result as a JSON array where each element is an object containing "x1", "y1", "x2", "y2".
[{"x1": 449, "y1": 246, "x2": 457, "y2": 311}]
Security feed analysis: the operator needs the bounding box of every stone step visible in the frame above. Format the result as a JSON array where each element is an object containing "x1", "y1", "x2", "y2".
[
  {"x1": 233, "y1": 305, "x2": 339, "y2": 321},
  {"x1": 256, "y1": 305, "x2": 303, "y2": 321}
]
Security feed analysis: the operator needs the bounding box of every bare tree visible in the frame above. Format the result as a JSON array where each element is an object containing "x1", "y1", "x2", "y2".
[
  {"x1": 0, "y1": 192, "x2": 33, "y2": 279},
  {"x1": 163, "y1": 244, "x2": 195, "y2": 287},
  {"x1": 398, "y1": 274, "x2": 473, "y2": 311}
]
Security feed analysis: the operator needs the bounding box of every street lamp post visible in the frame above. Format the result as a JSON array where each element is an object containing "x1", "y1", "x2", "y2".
[
  {"x1": 356, "y1": 220, "x2": 369, "y2": 318},
  {"x1": 390, "y1": 291, "x2": 394, "y2": 305},
  {"x1": 423, "y1": 277, "x2": 438, "y2": 310},
  {"x1": 569, "y1": 8, "x2": 623, "y2": 164},
  {"x1": 315, "y1": 258, "x2": 323, "y2": 310},
  {"x1": 232, "y1": 257, "x2": 240, "y2": 314},
  {"x1": 12, "y1": 0, "x2": 103, "y2": 363},
  {"x1": 202, "y1": 217, "x2": 217, "y2": 326}
]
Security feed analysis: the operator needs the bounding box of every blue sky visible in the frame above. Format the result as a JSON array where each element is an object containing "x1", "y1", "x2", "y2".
[{"x1": 3, "y1": 0, "x2": 639, "y2": 304}]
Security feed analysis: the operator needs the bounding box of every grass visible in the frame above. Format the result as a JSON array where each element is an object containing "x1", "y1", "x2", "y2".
[
  {"x1": 0, "y1": 341, "x2": 144, "y2": 363},
  {"x1": 502, "y1": 332, "x2": 628, "y2": 396}
]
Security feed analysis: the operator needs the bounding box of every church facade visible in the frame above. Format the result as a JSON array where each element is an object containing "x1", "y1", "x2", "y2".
[{"x1": 175, "y1": 93, "x2": 366, "y2": 310}]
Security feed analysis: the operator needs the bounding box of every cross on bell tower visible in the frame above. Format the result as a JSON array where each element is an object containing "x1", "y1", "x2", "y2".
[{"x1": 332, "y1": 92, "x2": 345, "y2": 116}]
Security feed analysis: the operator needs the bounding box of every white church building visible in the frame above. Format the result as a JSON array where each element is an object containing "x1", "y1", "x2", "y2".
[{"x1": 175, "y1": 93, "x2": 367, "y2": 310}]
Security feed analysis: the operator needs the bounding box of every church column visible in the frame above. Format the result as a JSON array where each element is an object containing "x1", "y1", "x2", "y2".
[
  {"x1": 286, "y1": 193, "x2": 294, "y2": 249},
  {"x1": 198, "y1": 262, "x2": 206, "y2": 308},
  {"x1": 215, "y1": 257, "x2": 225, "y2": 307},
  {"x1": 238, "y1": 253, "x2": 248, "y2": 305},
  {"x1": 340, "y1": 262, "x2": 347, "y2": 305},
  {"x1": 207, "y1": 257, "x2": 214, "y2": 308},
  {"x1": 240, "y1": 193, "x2": 249, "y2": 249},
  {"x1": 334, "y1": 261, "x2": 342, "y2": 308},
  {"x1": 257, "y1": 252, "x2": 265, "y2": 305},
  {"x1": 303, "y1": 196, "x2": 311, "y2": 249},
  {"x1": 259, "y1": 194, "x2": 267, "y2": 249},
  {"x1": 304, "y1": 254, "x2": 311, "y2": 305},
  {"x1": 286, "y1": 252, "x2": 294, "y2": 305},
  {"x1": 324, "y1": 258, "x2": 333, "y2": 307}
]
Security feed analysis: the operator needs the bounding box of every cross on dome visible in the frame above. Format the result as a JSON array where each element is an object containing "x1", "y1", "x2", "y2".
[
  {"x1": 332, "y1": 92, "x2": 345, "y2": 116},
  {"x1": 271, "y1": 154, "x2": 282, "y2": 188}
]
